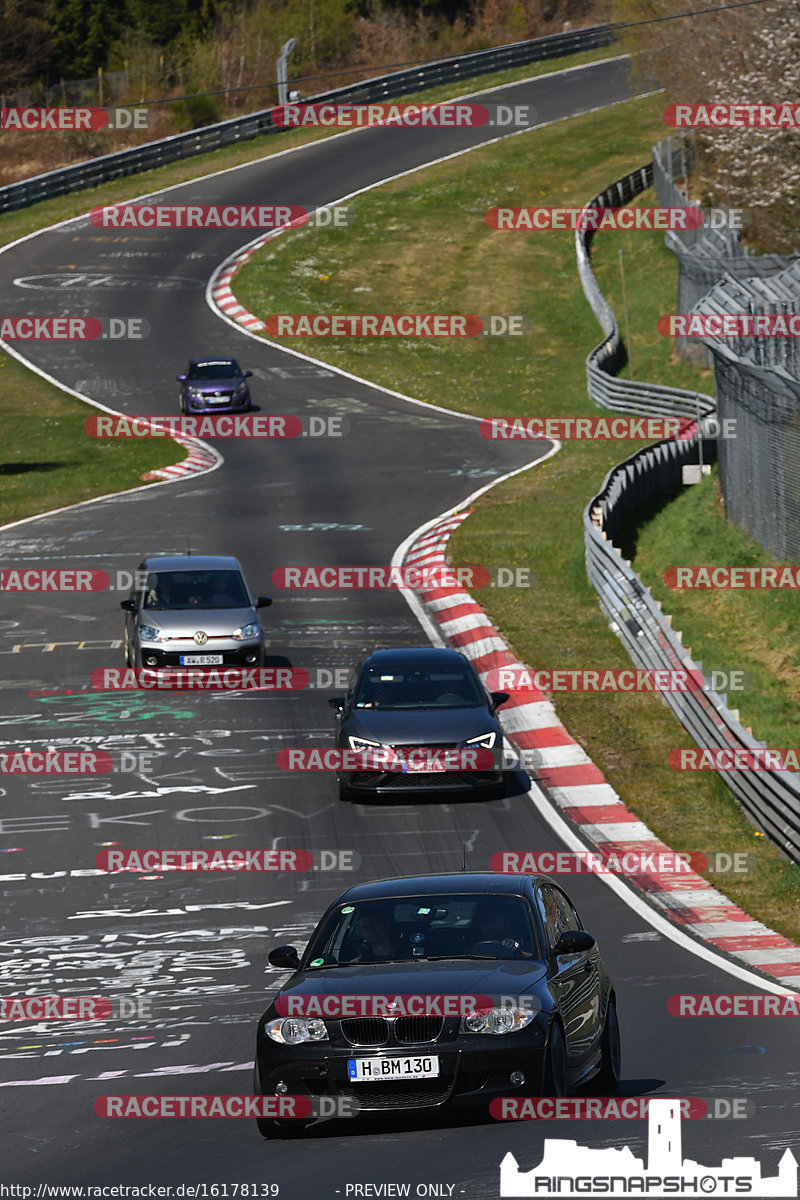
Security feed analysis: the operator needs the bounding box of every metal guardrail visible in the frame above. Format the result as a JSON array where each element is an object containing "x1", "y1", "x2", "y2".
[
  {"x1": 577, "y1": 163, "x2": 800, "y2": 863},
  {"x1": 0, "y1": 23, "x2": 614, "y2": 215},
  {"x1": 576, "y1": 166, "x2": 716, "y2": 422}
]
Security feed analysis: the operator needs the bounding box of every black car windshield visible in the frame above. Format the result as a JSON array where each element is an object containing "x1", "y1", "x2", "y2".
[
  {"x1": 142, "y1": 570, "x2": 250, "y2": 610},
  {"x1": 354, "y1": 666, "x2": 485, "y2": 709},
  {"x1": 303, "y1": 894, "x2": 537, "y2": 966},
  {"x1": 187, "y1": 361, "x2": 242, "y2": 380}
]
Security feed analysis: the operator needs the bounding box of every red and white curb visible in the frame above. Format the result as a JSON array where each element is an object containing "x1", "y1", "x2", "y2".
[
  {"x1": 140, "y1": 433, "x2": 221, "y2": 482},
  {"x1": 210, "y1": 218, "x2": 307, "y2": 331},
  {"x1": 403, "y1": 511, "x2": 800, "y2": 989}
]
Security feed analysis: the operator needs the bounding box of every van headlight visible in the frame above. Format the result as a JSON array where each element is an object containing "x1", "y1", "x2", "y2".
[
  {"x1": 233, "y1": 623, "x2": 260, "y2": 640},
  {"x1": 139, "y1": 625, "x2": 167, "y2": 643}
]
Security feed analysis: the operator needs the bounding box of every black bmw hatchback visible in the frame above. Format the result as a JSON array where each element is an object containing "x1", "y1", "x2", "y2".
[{"x1": 253, "y1": 872, "x2": 620, "y2": 1137}]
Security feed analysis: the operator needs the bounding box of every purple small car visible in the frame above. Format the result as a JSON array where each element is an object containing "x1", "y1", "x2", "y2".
[{"x1": 177, "y1": 357, "x2": 253, "y2": 413}]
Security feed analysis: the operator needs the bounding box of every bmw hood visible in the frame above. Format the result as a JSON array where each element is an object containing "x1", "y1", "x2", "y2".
[
  {"x1": 268, "y1": 959, "x2": 547, "y2": 1012},
  {"x1": 138, "y1": 607, "x2": 257, "y2": 636},
  {"x1": 346, "y1": 709, "x2": 499, "y2": 745}
]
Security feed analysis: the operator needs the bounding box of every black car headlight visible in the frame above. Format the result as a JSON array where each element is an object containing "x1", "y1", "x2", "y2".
[
  {"x1": 465, "y1": 732, "x2": 497, "y2": 750},
  {"x1": 265, "y1": 1017, "x2": 329, "y2": 1045},
  {"x1": 460, "y1": 1006, "x2": 537, "y2": 1035},
  {"x1": 348, "y1": 736, "x2": 383, "y2": 753}
]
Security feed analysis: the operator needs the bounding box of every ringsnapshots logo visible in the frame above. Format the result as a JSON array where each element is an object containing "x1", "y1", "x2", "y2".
[
  {"x1": 498, "y1": 1098, "x2": 796, "y2": 1197},
  {"x1": 270, "y1": 101, "x2": 535, "y2": 128},
  {"x1": 0, "y1": 106, "x2": 152, "y2": 131},
  {"x1": 84, "y1": 414, "x2": 348, "y2": 439},
  {"x1": 95, "y1": 847, "x2": 360, "y2": 872},
  {"x1": 0, "y1": 317, "x2": 148, "y2": 340}
]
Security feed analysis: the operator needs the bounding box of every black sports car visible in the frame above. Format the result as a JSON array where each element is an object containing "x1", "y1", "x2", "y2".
[
  {"x1": 253, "y1": 872, "x2": 620, "y2": 1137},
  {"x1": 328, "y1": 647, "x2": 509, "y2": 800}
]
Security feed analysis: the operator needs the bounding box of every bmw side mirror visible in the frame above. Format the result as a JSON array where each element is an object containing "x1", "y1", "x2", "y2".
[
  {"x1": 243, "y1": 369, "x2": 253, "y2": 378},
  {"x1": 490, "y1": 691, "x2": 510, "y2": 708},
  {"x1": 552, "y1": 930, "x2": 595, "y2": 956},
  {"x1": 120, "y1": 599, "x2": 136, "y2": 612},
  {"x1": 327, "y1": 696, "x2": 346, "y2": 712},
  {"x1": 176, "y1": 374, "x2": 186, "y2": 382},
  {"x1": 268, "y1": 945, "x2": 300, "y2": 969},
  {"x1": 256, "y1": 596, "x2": 272, "y2": 608}
]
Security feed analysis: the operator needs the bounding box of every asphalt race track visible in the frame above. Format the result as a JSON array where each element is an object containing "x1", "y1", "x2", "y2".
[{"x1": 1, "y1": 56, "x2": 799, "y2": 1195}]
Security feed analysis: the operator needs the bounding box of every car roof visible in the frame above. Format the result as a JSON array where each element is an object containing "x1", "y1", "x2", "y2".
[
  {"x1": 332, "y1": 872, "x2": 541, "y2": 903},
  {"x1": 359, "y1": 647, "x2": 471, "y2": 669},
  {"x1": 139, "y1": 554, "x2": 244, "y2": 572}
]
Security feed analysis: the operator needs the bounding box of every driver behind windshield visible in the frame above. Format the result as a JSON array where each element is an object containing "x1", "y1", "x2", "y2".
[{"x1": 470, "y1": 901, "x2": 534, "y2": 958}]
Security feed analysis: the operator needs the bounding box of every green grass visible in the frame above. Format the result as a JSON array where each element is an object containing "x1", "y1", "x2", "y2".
[
  {"x1": 231, "y1": 89, "x2": 800, "y2": 941},
  {"x1": 0, "y1": 360, "x2": 179, "y2": 526},
  {"x1": 0, "y1": 46, "x2": 621, "y2": 529}
]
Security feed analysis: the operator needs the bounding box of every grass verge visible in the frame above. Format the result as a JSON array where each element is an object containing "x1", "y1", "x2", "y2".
[
  {"x1": 232, "y1": 89, "x2": 800, "y2": 940},
  {"x1": 0, "y1": 46, "x2": 620, "y2": 528}
]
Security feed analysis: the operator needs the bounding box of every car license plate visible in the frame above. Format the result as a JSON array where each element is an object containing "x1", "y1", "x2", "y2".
[
  {"x1": 347, "y1": 1056, "x2": 439, "y2": 1081},
  {"x1": 179, "y1": 654, "x2": 223, "y2": 665}
]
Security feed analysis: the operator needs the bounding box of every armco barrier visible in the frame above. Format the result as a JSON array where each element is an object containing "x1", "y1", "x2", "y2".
[
  {"x1": 577, "y1": 164, "x2": 800, "y2": 864},
  {"x1": 0, "y1": 24, "x2": 614, "y2": 214}
]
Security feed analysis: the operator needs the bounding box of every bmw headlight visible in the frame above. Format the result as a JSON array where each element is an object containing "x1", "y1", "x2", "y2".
[
  {"x1": 233, "y1": 622, "x2": 260, "y2": 640},
  {"x1": 460, "y1": 1006, "x2": 537, "y2": 1035},
  {"x1": 348, "y1": 736, "x2": 382, "y2": 752},
  {"x1": 139, "y1": 625, "x2": 167, "y2": 643},
  {"x1": 265, "y1": 1016, "x2": 328, "y2": 1045},
  {"x1": 465, "y1": 732, "x2": 496, "y2": 749}
]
